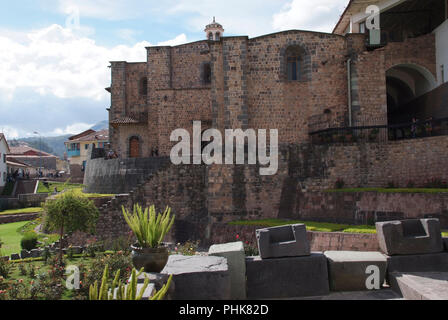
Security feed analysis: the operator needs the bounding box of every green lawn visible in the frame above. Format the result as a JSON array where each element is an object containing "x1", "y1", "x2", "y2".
[
  {"x1": 0, "y1": 207, "x2": 44, "y2": 216},
  {"x1": 37, "y1": 181, "x2": 83, "y2": 194},
  {"x1": 326, "y1": 188, "x2": 448, "y2": 194},
  {"x1": 37, "y1": 182, "x2": 114, "y2": 198},
  {"x1": 0, "y1": 221, "x2": 29, "y2": 256},
  {"x1": 229, "y1": 218, "x2": 448, "y2": 236}
]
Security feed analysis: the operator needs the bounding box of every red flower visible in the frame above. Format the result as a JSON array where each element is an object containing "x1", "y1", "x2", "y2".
[{"x1": 236, "y1": 234, "x2": 240, "y2": 240}]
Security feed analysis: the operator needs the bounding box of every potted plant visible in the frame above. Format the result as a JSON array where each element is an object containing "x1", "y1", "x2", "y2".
[{"x1": 122, "y1": 204, "x2": 175, "y2": 273}]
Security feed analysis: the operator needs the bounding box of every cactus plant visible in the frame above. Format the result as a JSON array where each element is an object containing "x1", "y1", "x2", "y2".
[
  {"x1": 89, "y1": 264, "x2": 173, "y2": 300},
  {"x1": 122, "y1": 204, "x2": 175, "y2": 249}
]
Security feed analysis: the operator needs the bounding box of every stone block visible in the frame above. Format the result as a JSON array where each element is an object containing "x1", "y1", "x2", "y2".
[
  {"x1": 246, "y1": 253, "x2": 329, "y2": 299},
  {"x1": 30, "y1": 249, "x2": 42, "y2": 258},
  {"x1": 134, "y1": 272, "x2": 175, "y2": 300},
  {"x1": 324, "y1": 251, "x2": 387, "y2": 291},
  {"x1": 256, "y1": 224, "x2": 310, "y2": 259},
  {"x1": 209, "y1": 241, "x2": 246, "y2": 300},
  {"x1": 20, "y1": 250, "x2": 30, "y2": 259},
  {"x1": 386, "y1": 252, "x2": 448, "y2": 275},
  {"x1": 10, "y1": 253, "x2": 20, "y2": 261},
  {"x1": 389, "y1": 272, "x2": 448, "y2": 300},
  {"x1": 376, "y1": 219, "x2": 443, "y2": 255},
  {"x1": 161, "y1": 255, "x2": 230, "y2": 300}
]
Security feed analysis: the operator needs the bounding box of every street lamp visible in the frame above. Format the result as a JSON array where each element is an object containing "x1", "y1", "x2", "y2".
[{"x1": 33, "y1": 131, "x2": 42, "y2": 179}]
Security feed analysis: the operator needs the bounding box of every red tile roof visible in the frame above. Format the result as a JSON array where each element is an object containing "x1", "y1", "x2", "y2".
[
  {"x1": 9, "y1": 145, "x2": 55, "y2": 157},
  {"x1": 66, "y1": 129, "x2": 109, "y2": 142}
]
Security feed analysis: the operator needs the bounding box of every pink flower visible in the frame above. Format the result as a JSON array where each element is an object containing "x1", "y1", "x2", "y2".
[{"x1": 236, "y1": 234, "x2": 240, "y2": 240}]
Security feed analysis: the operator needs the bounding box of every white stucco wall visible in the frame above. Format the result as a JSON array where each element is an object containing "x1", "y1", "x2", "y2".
[
  {"x1": 435, "y1": 19, "x2": 448, "y2": 86},
  {"x1": 0, "y1": 139, "x2": 8, "y2": 188}
]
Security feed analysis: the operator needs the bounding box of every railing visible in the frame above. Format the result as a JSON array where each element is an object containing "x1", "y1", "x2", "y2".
[
  {"x1": 67, "y1": 150, "x2": 81, "y2": 157},
  {"x1": 309, "y1": 117, "x2": 448, "y2": 145}
]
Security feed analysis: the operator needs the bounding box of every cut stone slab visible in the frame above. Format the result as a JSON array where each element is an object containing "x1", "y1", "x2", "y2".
[
  {"x1": 161, "y1": 255, "x2": 230, "y2": 300},
  {"x1": 256, "y1": 224, "x2": 310, "y2": 259},
  {"x1": 389, "y1": 272, "x2": 448, "y2": 300},
  {"x1": 324, "y1": 251, "x2": 387, "y2": 292},
  {"x1": 133, "y1": 272, "x2": 175, "y2": 300},
  {"x1": 386, "y1": 252, "x2": 448, "y2": 274},
  {"x1": 376, "y1": 219, "x2": 443, "y2": 255},
  {"x1": 209, "y1": 241, "x2": 247, "y2": 300},
  {"x1": 30, "y1": 249, "x2": 42, "y2": 258},
  {"x1": 246, "y1": 253, "x2": 329, "y2": 299},
  {"x1": 10, "y1": 253, "x2": 20, "y2": 261},
  {"x1": 20, "y1": 250, "x2": 30, "y2": 259}
]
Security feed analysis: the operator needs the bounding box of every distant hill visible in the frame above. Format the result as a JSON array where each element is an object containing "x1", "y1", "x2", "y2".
[
  {"x1": 91, "y1": 120, "x2": 108, "y2": 131},
  {"x1": 14, "y1": 120, "x2": 108, "y2": 159},
  {"x1": 14, "y1": 135, "x2": 71, "y2": 159}
]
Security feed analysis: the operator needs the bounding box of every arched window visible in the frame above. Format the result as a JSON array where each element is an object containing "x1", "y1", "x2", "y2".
[
  {"x1": 215, "y1": 32, "x2": 221, "y2": 41},
  {"x1": 208, "y1": 32, "x2": 214, "y2": 41},
  {"x1": 285, "y1": 46, "x2": 307, "y2": 81},
  {"x1": 139, "y1": 77, "x2": 148, "y2": 96},
  {"x1": 129, "y1": 136, "x2": 140, "y2": 158},
  {"x1": 203, "y1": 63, "x2": 211, "y2": 85}
]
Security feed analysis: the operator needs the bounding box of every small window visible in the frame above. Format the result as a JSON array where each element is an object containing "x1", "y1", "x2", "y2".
[
  {"x1": 359, "y1": 22, "x2": 366, "y2": 34},
  {"x1": 287, "y1": 56, "x2": 301, "y2": 81},
  {"x1": 3, "y1": 172, "x2": 5, "y2": 182},
  {"x1": 215, "y1": 32, "x2": 220, "y2": 41},
  {"x1": 85, "y1": 144, "x2": 89, "y2": 150},
  {"x1": 3, "y1": 154, "x2": 5, "y2": 163},
  {"x1": 203, "y1": 63, "x2": 211, "y2": 84},
  {"x1": 139, "y1": 77, "x2": 148, "y2": 96},
  {"x1": 285, "y1": 45, "x2": 307, "y2": 81},
  {"x1": 208, "y1": 32, "x2": 213, "y2": 41}
]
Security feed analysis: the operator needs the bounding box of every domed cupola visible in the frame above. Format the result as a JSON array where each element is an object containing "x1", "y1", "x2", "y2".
[{"x1": 205, "y1": 17, "x2": 224, "y2": 41}]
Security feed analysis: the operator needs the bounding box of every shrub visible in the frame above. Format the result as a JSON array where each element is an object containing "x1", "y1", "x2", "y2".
[
  {"x1": 89, "y1": 265, "x2": 172, "y2": 300},
  {"x1": 76, "y1": 251, "x2": 133, "y2": 299},
  {"x1": 122, "y1": 204, "x2": 175, "y2": 248},
  {"x1": 387, "y1": 181, "x2": 396, "y2": 189},
  {"x1": 21, "y1": 233, "x2": 38, "y2": 251},
  {"x1": 407, "y1": 180, "x2": 415, "y2": 188},
  {"x1": 175, "y1": 241, "x2": 199, "y2": 256},
  {"x1": 19, "y1": 263, "x2": 27, "y2": 276},
  {"x1": 0, "y1": 259, "x2": 12, "y2": 279}
]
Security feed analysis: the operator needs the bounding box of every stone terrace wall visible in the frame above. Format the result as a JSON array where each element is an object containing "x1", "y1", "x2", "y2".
[
  {"x1": 90, "y1": 163, "x2": 208, "y2": 244},
  {"x1": 209, "y1": 224, "x2": 380, "y2": 252},
  {"x1": 83, "y1": 157, "x2": 171, "y2": 194}
]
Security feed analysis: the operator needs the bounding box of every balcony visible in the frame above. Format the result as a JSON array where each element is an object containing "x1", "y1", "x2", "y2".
[{"x1": 67, "y1": 150, "x2": 81, "y2": 157}]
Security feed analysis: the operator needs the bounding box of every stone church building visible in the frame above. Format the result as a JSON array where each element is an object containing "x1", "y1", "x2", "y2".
[{"x1": 85, "y1": 0, "x2": 448, "y2": 243}]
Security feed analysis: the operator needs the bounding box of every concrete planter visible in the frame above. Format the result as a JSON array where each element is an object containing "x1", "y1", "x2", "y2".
[{"x1": 131, "y1": 244, "x2": 169, "y2": 273}]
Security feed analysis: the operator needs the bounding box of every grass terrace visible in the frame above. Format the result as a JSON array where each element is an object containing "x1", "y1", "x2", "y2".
[
  {"x1": 0, "y1": 207, "x2": 44, "y2": 216},
  {"x1": 229, "y1": 219, "x2": 448, "y2": 237}
]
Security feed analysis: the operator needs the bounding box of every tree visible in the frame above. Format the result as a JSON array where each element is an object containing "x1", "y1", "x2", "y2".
[{"x1": 43, "y1": 190, "x2": 99, "y2": 263}]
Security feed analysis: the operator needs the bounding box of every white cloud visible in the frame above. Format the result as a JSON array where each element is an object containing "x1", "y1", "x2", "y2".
[
  {"x1": 0, "y1": 24, "x2": 187, "y2": 101},
  {"x1": 157, "y1": 33, "x2": 188, "y2": 46},
  {"x1": 272, "y1": 0, "x2": 348, "y2": 33},
  {"x1": 50, "y1": 122, "x2": 94, "y2": 136},
  {"x1": 0, "y1": 126, "x2": 21, "y2": 140}
]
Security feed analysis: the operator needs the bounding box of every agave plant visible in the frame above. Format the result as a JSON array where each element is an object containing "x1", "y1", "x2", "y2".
[
  {"x1": 122, "y1": 204, "x2": 175, "y2": 248},
  {"x1": 89, "y1": 264, "x2": 173, "y2": 300}
]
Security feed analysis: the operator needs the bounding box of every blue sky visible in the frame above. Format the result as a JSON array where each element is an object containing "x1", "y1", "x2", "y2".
[{"x1": 0, "y1": 0, "x2": 348, "y2": 139}]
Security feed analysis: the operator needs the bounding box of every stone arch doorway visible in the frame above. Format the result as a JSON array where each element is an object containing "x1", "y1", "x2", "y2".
[
  {"x1": 386, "y1": 63, "x2": 436, "y2": 125},
  {"x1": 129, "y1": 136, "x2": 140, "y2": 158}
]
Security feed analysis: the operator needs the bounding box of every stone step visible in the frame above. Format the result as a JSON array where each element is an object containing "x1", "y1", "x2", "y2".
[{"x1": 389, "y1": 272, "x2": 448, "y2": 300}]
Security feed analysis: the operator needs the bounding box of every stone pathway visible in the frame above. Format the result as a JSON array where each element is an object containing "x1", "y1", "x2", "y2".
[{"x1": 279, "y1": 289, "x2": 404, "y2": 300}]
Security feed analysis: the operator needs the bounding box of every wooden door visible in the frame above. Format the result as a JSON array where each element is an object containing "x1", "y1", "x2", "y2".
[{"x1": 129, "y1": 137, "x2": 140, "y2": 158}]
